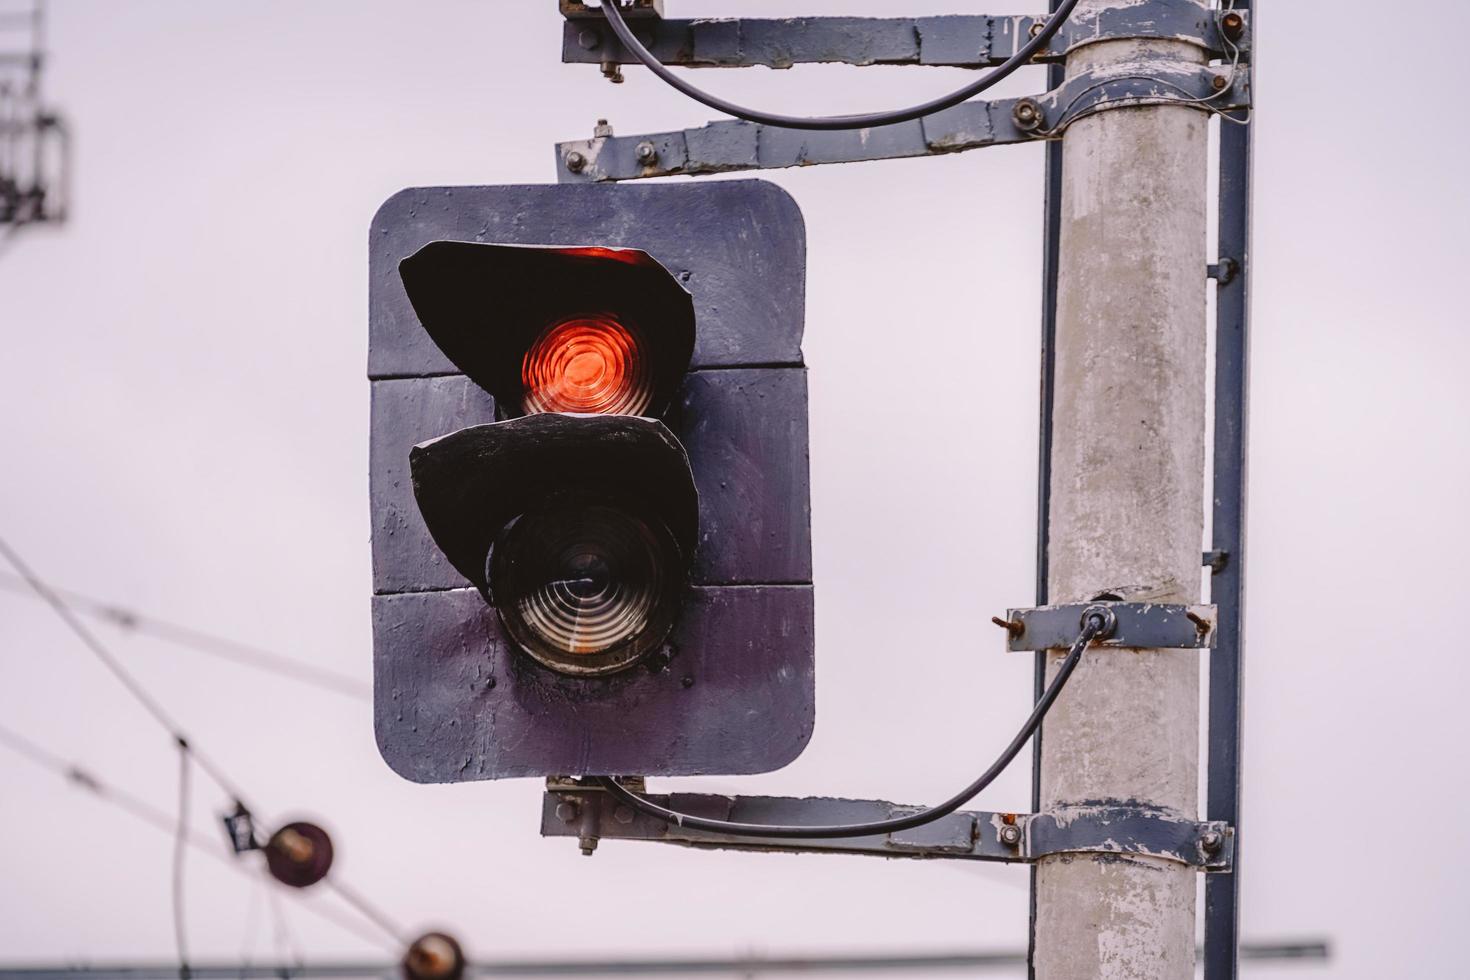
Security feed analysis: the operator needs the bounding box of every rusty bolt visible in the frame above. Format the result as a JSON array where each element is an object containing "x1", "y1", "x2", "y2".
[
  {"x1": 1186, "y1": 611, "x2": 1213, "y2": 634},
  {"x1": 614, "y1": 805, "x2": 635, "y2": 825},
  {"x1": 564, "y1": 150, "x2": 587, "y2": 173},
  {"x1": 1200, "y1": 830, "x2": 1224, "y2": 854},
  {"x1": 635, "y1": 141, "x2": 658, "y2": 165},
  {"x1": 1220, "y1": 11, "x2": 1245, "y2": 40},
  {"x1": 1211, "y1": 73, "x2": 1230, "y2": 92},
  {"x1": 555, "y1": 801, "x2": 580, "y2": 823},
  {"x1": 578, "y1": 28, "x2": 602, "y2": 51},
  {"x1": 1028, "y1": 21, "x2": 1045, "y2": 39},
  {"x1": 1012, "y1": 99, "x2": 1044, "y2": 132},
  {"x1": 991, "y1": 616, "x2": 1024, "y2": 638},
  {"x1": 999, "y1": 824, "x2": 1022, "y2": 847}
]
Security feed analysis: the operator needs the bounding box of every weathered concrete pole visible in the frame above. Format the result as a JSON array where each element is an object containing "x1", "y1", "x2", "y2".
[{"x1": 1033, "y1": 3, "x2": 1211, "y2": 977}]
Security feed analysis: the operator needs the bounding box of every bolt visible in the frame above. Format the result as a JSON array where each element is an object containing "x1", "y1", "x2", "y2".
[
  {"x1": 1220, "y1": 11, "x2": 1245, "y2": 40},
  {"x1": 1186, "y1": 610, "x2": 1213, "y2": 634},
  {"x1": 1012, "y1": 99, "x2": 1044, "y2": 132},
  {"x1": 635, "y1": 141, "x2": 658, "y2": 165},
  {"x1": 1028, "y1": 22, "x2": 1045, "y2": 39},
  {"x1": 578, "y1": 836, "x2": 599, "y2": 856},
  {"x1": 555, "y1": 801, "x2": 580, "y2": 823},
  {"x1": 600, "y1": 61, "x2": 624, "y2": 84},
  {"x1": 593, "y1": 118, "x2": 613, "y2": 139},
  {"x1": 991, "y1": 616, "x2": 1024, "y2": 638},
  {"x1": 613, "y1": 805, "x2": 635, "y2": 825},
  {"x1": 564, "y1": 150, "x2": 586, "y2": 173},
  {"x1": 578, "y1": 28, "x2": 602, "y2": 51},
  {"x1": 999, "y1": 824, "x2": 1022, "y2": 847},
  {"x1": 681, "y1": 675, "x2": 695, "y2": 689},
  {"x1": 1211, "y1": 73, "x2": 1230, "y2": 92},
  {"x1": 1200, "y1": 830, "x2": 1224, "y2": 854}
]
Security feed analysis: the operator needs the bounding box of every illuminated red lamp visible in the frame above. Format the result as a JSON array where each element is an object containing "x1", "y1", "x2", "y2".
[{"x1": 521, "y1": 314, "x2": 654, "y2": 416}]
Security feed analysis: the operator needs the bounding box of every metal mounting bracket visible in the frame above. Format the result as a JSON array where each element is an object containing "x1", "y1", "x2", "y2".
[
  {"x1": 561, "y1": 2, "x2": 1250, "y2": 70},
  {"x1": 556, "y1": 61, "x2": 1249, "y2": 182},
  {"x1": 541, "y1": 781, "x2": 1233, "y2": 871},
  {"x1": 997, "y1": 601, "x2": 1216, "y2": 652}
]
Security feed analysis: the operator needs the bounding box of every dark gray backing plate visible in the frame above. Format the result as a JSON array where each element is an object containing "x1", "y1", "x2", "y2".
[
  {"x1": 369, "y1": 179, "x2": 814, "y2": 780},
  {"x1": 374, "y1": 586, "x2": 814, "y2": 781}
]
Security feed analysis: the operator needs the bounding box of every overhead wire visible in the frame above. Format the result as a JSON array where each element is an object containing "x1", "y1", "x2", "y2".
[
  {"x1": 0, "y1": 537, "x2": 408, "y2": 949},
  {"x1": 598, "y1": 0, "x2": 1083, "y2": 131},
  {"x1": 599, "y1": 610, "x2": 1110, "y2": 839},
  {"x1": 0, "y1": 537, "x2": 252, "y2": 808},
  {"x1": 0, "y1": 720, "x2": 396, "y2": 953},
  {"x1": 173, "y1": 741, "x2": 192, "y2": 980},
  {"x1": 0, "y1": 571, "x2": 370, "y2": 700}
]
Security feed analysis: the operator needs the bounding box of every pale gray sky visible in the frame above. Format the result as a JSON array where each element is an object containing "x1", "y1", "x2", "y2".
[{"x1": 1, "y1": 1, "x2": 1466, "y2": 977}]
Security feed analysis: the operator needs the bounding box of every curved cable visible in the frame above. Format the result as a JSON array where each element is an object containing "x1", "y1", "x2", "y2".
[
  {"x1": 598, "y1": 0, "x2": 1082, "y2": 131},
  {"x1": 598, "y1": 610, "x2": 1109, "y2": 839}
]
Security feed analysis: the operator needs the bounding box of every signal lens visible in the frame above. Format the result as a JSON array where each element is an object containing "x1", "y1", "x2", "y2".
[
  {"x1": 491, "y1": 501, "x2": 681, "y2": 676},
  {"x1": 521, "y1": 315, "x2": 654, "y2": 416}
]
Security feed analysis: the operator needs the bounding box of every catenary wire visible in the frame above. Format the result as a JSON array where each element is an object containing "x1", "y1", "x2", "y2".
[
  {"x1": 0, "y1": 537, "x2": 252, "y2": 807},
  {"x1": 599, "y1": 611, "x2": 1109, "y2": 839},
  {"x1": 0, "y1": 720, "x2": 396, "y2": 953},
  {"x1": 173, "y1": 742, "x2": 192, "y2": 980},
  {"x1": 0, "y1": 538, "x2": 409, "y2": 947},
  {"x1": 0, "y1": 571, "x2": 370, "y2": 699},
  {"x1": 598, "y1": 0, "x2": 1082, "y2": 131}
]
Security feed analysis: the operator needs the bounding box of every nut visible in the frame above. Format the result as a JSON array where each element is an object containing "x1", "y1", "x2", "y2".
[
  {"x1": 999, "y1": 824, "x2": 1022, "y2": 847},
  {"x1": 614, "y1": 805, "x2": 635, "y2": 825},
  {"x1": 555, "y1": 801, "x2": 580, "y2": 823},
  {"x1": 635, "y1": 141, "x2": 658, "y2": 165},
  {"x1": 1012, "y1": 99, "x2": 1044, "y2": 132},
  {"x1": 1200, "y1": 830, "x2": 1224, "y2": 854},
  {"x1": 564, "y1": 150, "x2": 587, "y2": 173},
  {"x1": 1220, "y1": 11, "x2": 1245, "y2": 40},
  {"x1": 578, "y1": 28, "x2": 602, "y2": 51},
  {"x1": 1211, "y1": 73, "x2": 1230, "y2": 92}
]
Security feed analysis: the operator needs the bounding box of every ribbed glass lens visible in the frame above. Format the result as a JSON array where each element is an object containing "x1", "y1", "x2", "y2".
[
  {"x1": 493, "y1": 502, "x2": 678, "y2": 675},
  {"x1": 521, "y1": 315, "x2": 654, "y2": 416}
]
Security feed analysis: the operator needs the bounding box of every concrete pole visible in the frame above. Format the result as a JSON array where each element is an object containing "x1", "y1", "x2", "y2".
[{"x1": 1032, "y1": 3, "x2": 1211, "y2": 978}]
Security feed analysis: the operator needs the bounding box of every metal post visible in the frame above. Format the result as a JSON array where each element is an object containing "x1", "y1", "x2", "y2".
[
  {"x1": 1203, "y1": 2, "x2": 1254, "y2": 974},
  {"x1": 1032, "y1": 1, "x2": 1211, "y2": 976}
]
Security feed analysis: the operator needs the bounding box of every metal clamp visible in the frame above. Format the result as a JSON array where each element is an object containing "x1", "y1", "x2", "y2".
[
  {"x1": 994, "y1": 601, "x2": 1216, "y2": 651},
  {"x1": 541, "y1": 783, "x2": 1233, "y2": 871},
  {"x1": 561, "y1": 2, "x2": 1250, "y2": 70},
  {"x1": 555, "y1": 61, "x2": 1249, "y2": 182}
]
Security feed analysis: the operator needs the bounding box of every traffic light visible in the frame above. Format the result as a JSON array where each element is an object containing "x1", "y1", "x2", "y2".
[{"x1": 370, "y1": 181, "x2": 814, "y2": 781}]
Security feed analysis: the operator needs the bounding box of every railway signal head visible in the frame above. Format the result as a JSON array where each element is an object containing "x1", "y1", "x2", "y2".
[{"x1": 369, "y1": 181, "x2": 814, "y2": 781}]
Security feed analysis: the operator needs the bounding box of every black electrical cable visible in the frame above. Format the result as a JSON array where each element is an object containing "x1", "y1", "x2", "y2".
[
  {"x1": 599, "y1": 610, "x2": 1110, "y2": 839},
  {"x1": 598, "y1": 0, "x2": 1082, "y2": 132}
]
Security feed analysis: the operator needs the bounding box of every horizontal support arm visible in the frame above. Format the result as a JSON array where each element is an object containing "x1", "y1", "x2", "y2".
[
  {"x1": 542, "y1": 783, "x2": 1233, "y2": 870},
  {"x1": 562, "y1": 3, "x2": 1249, "y2": 70},
  {"x1": 556, "y1": 62, "x2": 1250, "y2": 182}
]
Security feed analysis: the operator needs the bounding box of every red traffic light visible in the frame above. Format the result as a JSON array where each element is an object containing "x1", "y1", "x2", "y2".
[
  {"x1": 397, "y1": 241, "x2": 694, "y2": 420},
  {"x1": 521, "y1": 314, "x2": 653, "y2": 416}
]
